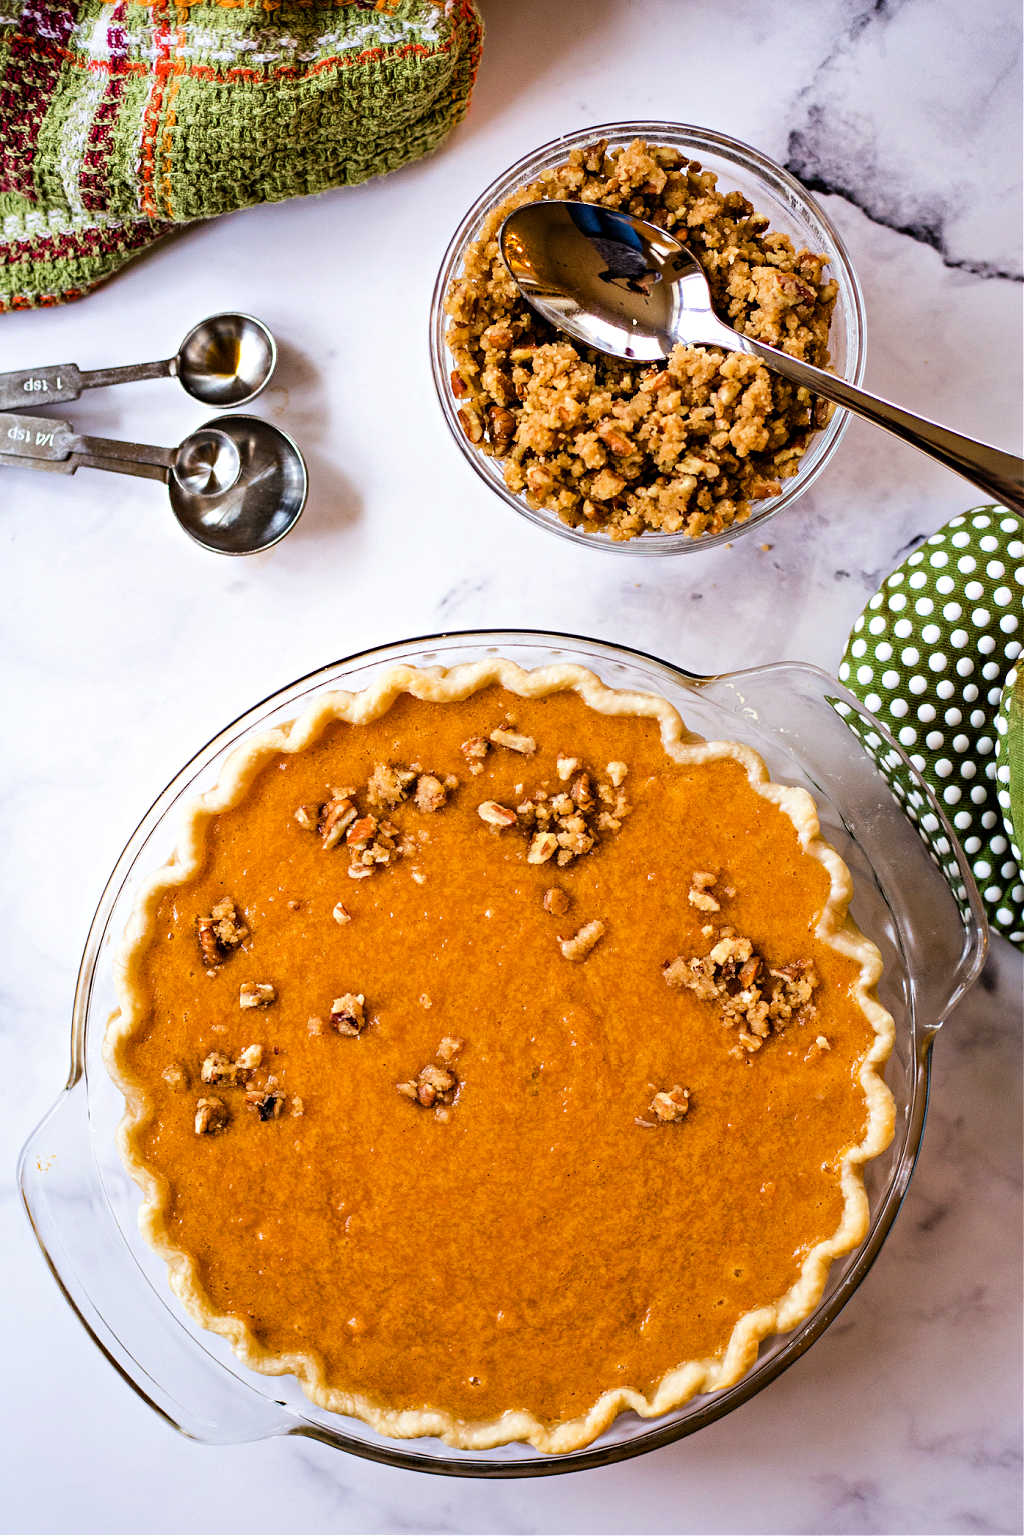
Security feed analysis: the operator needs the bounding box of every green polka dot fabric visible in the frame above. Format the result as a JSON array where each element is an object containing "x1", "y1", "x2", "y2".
[
  {"x1": 995, "y1": 663, "x2": 1023, "y2": 871},
  {"x1": 840, "y1": 506, "x2": 1023, "y2": 948}
]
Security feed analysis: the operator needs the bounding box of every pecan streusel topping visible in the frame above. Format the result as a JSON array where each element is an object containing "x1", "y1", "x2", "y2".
[
  {"x1": 445, "y1": 138, "x2": 837, "y2": 541},
  {"x1": 636, "y1": 1085, "x2": 692, "y2": 1127},
  {"x1": 196, "y1": 897, "x2": 248, "y2": 969},
  {"x1": 664, "y1": 927, "x2": 819, "y2": 1054}
]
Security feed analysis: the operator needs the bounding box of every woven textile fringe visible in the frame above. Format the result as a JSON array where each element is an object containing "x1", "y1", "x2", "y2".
[{"x1": 0, "y1": 0, "x2": 483, "y2": 311}]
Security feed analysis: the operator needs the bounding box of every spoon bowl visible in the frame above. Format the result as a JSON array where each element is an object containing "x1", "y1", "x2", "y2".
[
  {"x1": 168, "y1": 415, "x2": 308, "y2": 554},
  {"x1": 176, "y1": 314, "x2": 278, "y2": 409},
  {"x1": 500, "y1": 201, "x2": 696, "y2": 362},
  {"x1": 172, "y1": 429, "x2": 243, "y2": 497}
]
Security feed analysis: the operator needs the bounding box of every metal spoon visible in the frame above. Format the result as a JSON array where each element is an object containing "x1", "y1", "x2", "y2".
[
  {"x1": 0, "y1": 313, "x2": 277, "y2": 412},
  {"x1": 0, "y1": 411, "x2": 307, "y2": 554},
  {"x1": 500, "y1": 201, "x2": 1024, "y2": 515}
]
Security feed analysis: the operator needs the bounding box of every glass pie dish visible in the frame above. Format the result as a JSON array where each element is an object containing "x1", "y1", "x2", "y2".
[
  {"x1": 429, "y1": 121, "x2": 867, "y2": 556},
  {"x1": 19, "y1": 630, "x2": 985, "y2": 1477}
]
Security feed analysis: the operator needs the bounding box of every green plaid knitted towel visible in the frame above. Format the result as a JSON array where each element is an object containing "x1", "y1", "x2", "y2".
[
  {"x1": 841, "y1": 507, "x2": 1024, "y2": 948},
  {"x1": 0, "y1": 0, "x2": 482, "y2": 311}
]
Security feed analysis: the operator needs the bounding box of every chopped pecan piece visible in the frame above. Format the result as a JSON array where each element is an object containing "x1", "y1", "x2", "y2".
[
  {"x1": 201, "y1": 1044, "x2": 262, "y2": 1085},
  {"x1": 235, "y1": 1043, "x2": 263, "y2": 1073},
  {"x1": 290, "y1": 1095, "x2": 305, "y2": 1117},
  {"x1": 606, "y1": 761, "x2": 628, "y2": 787},
  {"x1": 346, "y1": 815, "x2": 378, "y2": 847},
  {"x1": 556, "y1": 755, "x2": 581, "y2": 781},
  {"x1": 397, "y1": 1039, "x2": 463, "y2": 1114},
  {"x1": 543, "y1": 886, "x2": 570, "y2": 916},
  {"x1": 639, "y1": 1084, "x2": 691, "y2": 1126},
  {"x1": 598, "y1": 422, "x2": 634, "y2": 457},
  {"x1": 320, "y1": 790, "x2": 358, "y2": 850},
  {"x1": 162, "y1": 1062, "x2": 190, "y2": 1093},
  {"x1": 414, "y1": 772, "x2": 456, "y2": 813},
  {"x1": 201, "y1": 1050, "x2": 236, "y2": 1086},
  {"x1": 569, "y1": 772, "x2": 595, "y2": 812},
  {"x1": 366, "y1": 763, "x2": 417, "y2": 813},
  {"x1": 196, "y1": 897, "x2": 248, "y2": 969},
  {"x1": 555, "y1": 813, "x2": 596, "y2": 865},
  {"x1": 294, "y1": 803, "x2": 320, "y2": 832},
  {"x1": 194, "y1": 1097, "x2": 229, "y2": 1135},
  {"x1": 344, "y1": 813, "x2": 401, "y2": 878},
  {"x1": 688, "y1": 870, "x2": 721, "y2": 913},
  {"x1": 399, "y1": 1064, "x2": 458, "y2": 1110},
  {"x1": 239, "y1": 981, "x2": 276, "y2": 1009},
  {"x1": 488, "y1": 405, "x2": 515, "y2": 445},
  {"x1": 558, "y1": 919, "x2": 606, "y2": 962},
  {"x1": 460, "y1": 736, "x2": 490, "y2": 774},
  {"x1": 332, "y1": 902, "x2": 352, "y2": 925},
  {"x1": 457, "y1": 404, "x2": 483, "y2": 444},
  {"x1": 478, "y1": 800, "x2": 517, "y2": 827},
  {"x1": 330, "y1": 992, "x2": 368, "y2": 1037},
  {"x1": 527, "y1": 831, "x2": 559, "y2": 864},
  {"x1": 245, "y1": 1088, "x2": 285, "y2": 1121},
  {"x1": 416, "y1": 1063, "x2": 457, "y2": 1106},
  {"x1": 489, "y1": 727, "x2": 537, "y2": 755}
]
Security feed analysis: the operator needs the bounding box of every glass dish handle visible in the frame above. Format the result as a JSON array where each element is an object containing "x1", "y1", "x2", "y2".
[{"x1": 19, "y1": 1082, "x2": 289, "y2": 1444}]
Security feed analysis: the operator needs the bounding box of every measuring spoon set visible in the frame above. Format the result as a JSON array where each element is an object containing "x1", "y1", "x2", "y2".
[{"x1": 0, "y1": 313, "x2": 307, "y2": 554}]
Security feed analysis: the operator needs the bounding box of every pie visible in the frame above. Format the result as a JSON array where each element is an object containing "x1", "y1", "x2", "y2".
[{"x1": 106, "y1": 660, "x2": 894, "y2": 1453}]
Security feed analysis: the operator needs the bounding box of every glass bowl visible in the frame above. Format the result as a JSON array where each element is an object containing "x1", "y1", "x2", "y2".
[
  {"x1": 429, "y1": 121, "x2": 867, "y2": 555},
  {"x1": 19, "y1": 630, "x2": 984, "y2": 1477}
]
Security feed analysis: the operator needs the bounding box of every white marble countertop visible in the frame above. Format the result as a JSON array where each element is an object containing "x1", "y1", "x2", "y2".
[{"x1": 3, "y1": 2, "x2": 1021, "y2": 1531}]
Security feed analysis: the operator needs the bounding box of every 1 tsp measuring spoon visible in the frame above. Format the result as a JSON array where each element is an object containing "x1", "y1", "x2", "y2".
[{"x1": 0, "y1": 313, "x2": 277, "y2": 412}]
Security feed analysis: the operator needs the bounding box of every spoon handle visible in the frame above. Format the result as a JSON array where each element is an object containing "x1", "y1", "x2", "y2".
[
  {"x1": 79, "y1": 358, "x2": 176, "y2": 393},
  {"x1": 75, "y1": 431, "x2": 176, "y2": 472},
  {"x1": 0, "y1": 358, "x2": 174, "y2": 410},
  {"x1": 0, "y1": 449, "x2": 168, "y2": 481},
  {"x1": 0, "y1": 411, "x2": 175, "y2": 471},
  {"x1": 72, "y1": 453, "x2": 170, "y2": 483},
  {"x1": 734, "y1": 334, "x2": 1024, "y2": 514}
]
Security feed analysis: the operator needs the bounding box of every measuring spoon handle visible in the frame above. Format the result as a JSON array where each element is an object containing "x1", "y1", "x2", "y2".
[
  {"x1": 0, "y1": 357, "x2": 175, "y2": 410},
  {"x1": 731, "y1": 331, "x2": 1024, "y2": 515},
  {"x1": 0, "y1": 449, "x2": 168, "y2": 482},
  {"x1": 0, "y1": 411, "x2": 174, "y2": 476}
]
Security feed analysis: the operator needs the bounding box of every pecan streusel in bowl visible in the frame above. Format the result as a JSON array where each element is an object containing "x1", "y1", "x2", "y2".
[{"x1": 431, "y1": 123, "x2": 866, "y2": 553}]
